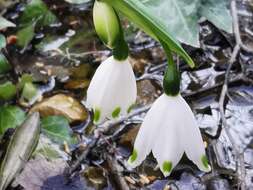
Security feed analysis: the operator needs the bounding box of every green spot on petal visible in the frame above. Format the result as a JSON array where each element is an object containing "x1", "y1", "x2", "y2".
[
  {"x1": 112, "y1": 106, "x2": 121, "y2": 118},
  {"x1": 201, "y1": 155, "x2": 209, "y2": 169},
  {"x1": 129, "y1": 149, "x2": 138, "y2": 163},
  {"x1": 162, "y1": 161, "x2": 172, "y2": 173},
  {"x1": 93, "y1": 108, "x2": 101, "y2": 123},
  {"x1": 127, "y1": 103, "x2": 135, "y2": 114}
]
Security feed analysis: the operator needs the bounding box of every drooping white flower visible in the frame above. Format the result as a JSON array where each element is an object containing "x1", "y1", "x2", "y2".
[
  {"x1": 128, "y1": 93, "x2": 211, "y2": 177},
  {"x1": 87, "y1": 56, "x2": 137, "y2": 124}
]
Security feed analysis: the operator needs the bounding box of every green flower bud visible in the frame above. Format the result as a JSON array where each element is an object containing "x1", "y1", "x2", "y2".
[{"x1": 93, "y1": 0, "x2": 120, "y2": 49}]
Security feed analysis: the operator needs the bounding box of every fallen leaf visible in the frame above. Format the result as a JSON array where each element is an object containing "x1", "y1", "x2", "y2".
[
  {"x1": 41, "y1": 115, "x2": 76, "y2": 144},
  {"x1": 6, "y1": 35, "x2": 17, "y2": 45},
  {"x1": 0, "y1": 113, "x2": 40, "y2": 190},
  {"x1": 17, "y1": 24, "x2": 35, "y2": 48},
  {"x1": 83, "y1": 166, "x2": 107, "y2": 189},
  {"x1": 0, "y1": 53, "x2": 11, "y2": 74},
  {"x1": 0, "y1": 106, "x2": 26, "y2": 135},
  {"x1": 119, "y1": 126, "x2": 139, "y2": 147},
  {"x1": 0, "y1": 16, "x2": 16, "y2": 30},
  {"x1": 0, "y1": 81, "x2": 16, "y2": 100},
  {"x1": 30, "y1": 94, "x2": 88, "y2": 123},
  {"x1": 15, "y1": 156, "x2": 87, "y2": 190},
  {"x1": 64, "y1": 79, "x2": 90, "y2": 90},
  {"x1": 0, "y1": 34, "x2": 6, "y2": 49}
]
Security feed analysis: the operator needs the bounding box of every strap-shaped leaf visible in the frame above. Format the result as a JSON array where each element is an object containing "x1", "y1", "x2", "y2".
[
  {"x1": 0, "y1": 113, "x2": 40, "y2": 190},
  {"x1": 103, "y1": 0, "x2": 195, "y2": 68}
]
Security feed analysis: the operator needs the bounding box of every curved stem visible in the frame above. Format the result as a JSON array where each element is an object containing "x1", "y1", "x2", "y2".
[{"x1": 160, "y1": 40, "x2": 180, "y2": 96}]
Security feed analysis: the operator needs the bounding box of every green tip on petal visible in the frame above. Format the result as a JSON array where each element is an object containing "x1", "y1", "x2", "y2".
[
  {"x1": 112, "y1": 106, "x2": 121, "y2": 118},
  {"x1": 127, "y1": 103, "x2": 135, "y2": 114},
  {"x1": 201, "y1": 155, "x2": 209, "y2": 169},
  {"x1": 93, "y1": 108, "x2": 101, "y2": 123},
  {"x1": 162, "y1": 161, "x2": 172, "y2": 174},
  {"x1": 128, "y1": 149, "x2": 138, "y2": 163}
]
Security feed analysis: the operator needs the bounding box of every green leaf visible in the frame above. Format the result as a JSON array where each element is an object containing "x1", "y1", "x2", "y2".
[
  {"x1": 35, "y1": 144, "x2": 60, "y2": 159},
  {"x1": 19, "y1": 0, "x2": 57, "y2": 27},
  {"x1": 0, "y1": 34, "x2": 6, "y2": 49},
  {"x1": 0, "y1": 106, "x2": 26, "y2": 135},
  {"x1": 34, "y1": 135, "x2": 67, "y2": 160},
  {"x1": 200, "y1": 0, "x2": 232, "y2": 33},
  {"x1": 103, "y1": 0, "x2": 195, "y2": 67},
  {"x1": 41, "y1": 116, "x2": 75, "y2": 144},
  {"x1": 65, "y1": 0, "x2": 90, "y2": 4},
  {"x1": 0, "y1": 16, "x2": 16, "y2": 30},
  {"x1": 17, "y1": 0, "x2": 57, "y2": 48},
  {"x1": 40, "y1": 11, "x2": 58, "y2": 27},
  {"x1": 18, "y1": 74, "x2": 34, "y2": 90},
  {"x1": 103, "y1": 0, "x2": 232, "y2": 54},
  {"x1": 0, "y1": 53, "x2": 11, "y2": 74},
  {"x1": 17, "y1": 24, "x2": 35, "y2": 48},
  {"x1": 21, "y1": 82, "x2": 39, "y2": 102},
  {"x1": 141, "y1": 0, "x2": 200, "y2": 47},
  {"x1": 0, "y1": 81, "x2": 16, "y2": 100}
]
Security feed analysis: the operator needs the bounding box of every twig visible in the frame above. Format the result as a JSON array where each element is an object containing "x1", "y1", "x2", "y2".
[
  {"x1": 67, "y1": 2, "x2": 252, "y2": 185},
  {"x1": 65, "y1": 106, "x2": 150, "y2": 177},
  {"x1": 231, "y1": 0, "x2": 253, "y2": 53},
  {"x1": 67, "y1": 69, "x2": 247, "y2": 177},
  {"x1": 106, "y1": 155, "x2": 130, "y2": 190},
  {"x1": 217, "y1": 1, "x2": 250, "y2": 189},
  {"x1": 65, "y1": 137, "x2": 99, "y2": 177}
]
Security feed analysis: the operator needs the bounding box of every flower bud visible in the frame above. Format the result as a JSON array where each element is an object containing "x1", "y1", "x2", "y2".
[{"x1": 93, "y1": 0, "x2": 120, "y2": 49}]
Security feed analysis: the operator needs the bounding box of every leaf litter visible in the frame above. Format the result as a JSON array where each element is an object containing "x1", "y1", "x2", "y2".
[{"x1": 0, "y1": 0, "x2": 253, "y2": 190}]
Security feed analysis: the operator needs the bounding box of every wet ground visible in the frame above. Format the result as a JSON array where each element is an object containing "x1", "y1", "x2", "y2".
[{"x1": 0, "y1": 0, "x2": 253, "y2": 190}]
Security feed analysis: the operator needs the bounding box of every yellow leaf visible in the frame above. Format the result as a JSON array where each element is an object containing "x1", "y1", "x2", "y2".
[{"x1": 30, "y1": 94, "x2": 87, "y2": 123}]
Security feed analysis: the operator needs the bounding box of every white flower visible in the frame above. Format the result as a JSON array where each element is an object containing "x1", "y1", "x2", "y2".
[
  {"x1": 87, "y1": 56, "x2": 137, "y2": 124},
  {"x1": 128, "y1": 93, "x2": 211, "y2": 176}
]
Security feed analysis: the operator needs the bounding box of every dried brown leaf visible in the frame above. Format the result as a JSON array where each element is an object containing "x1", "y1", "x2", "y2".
[{"x1": 30, "y1": 94, "x2": 87, "y2": 123}]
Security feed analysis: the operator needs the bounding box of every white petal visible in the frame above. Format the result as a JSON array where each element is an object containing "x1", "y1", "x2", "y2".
[
  {"x1": 152, "y1": 95, "x2": 184, "y2": 176},
  {"x1": 129, "y1": 94, "x2": 184, "y2": 177},
  {"x1": 86, "y1": 56, "x2": 112, "y2": 108},
  {"x1": 87, "y1": 56, "x2": 137, "y2": 124},
  {"x1": 106, "y1": 58, "x2": 137, "y2": 115},
  {"x1": 177, "y1": 95, "x2": 211, "y2": 172},
  {"x1": 128, "y1": 94, "x2": 167, "y2": 168}
]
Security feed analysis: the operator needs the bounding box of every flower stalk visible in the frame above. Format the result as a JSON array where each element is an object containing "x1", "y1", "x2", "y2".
[
  {"x1": 88, "y1": 1, "x2": 136, "y2": 124},
  {"x1": 162, "y1": 44, "x2": 180, "y2": 96},
  {"x1": 92, "y1": 0, "x2": 210, "y2": 177}
]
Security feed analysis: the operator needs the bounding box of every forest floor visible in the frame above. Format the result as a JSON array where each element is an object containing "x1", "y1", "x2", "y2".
[{"x1": 0, "y1": 0, "x2": 253, "y2": 190}]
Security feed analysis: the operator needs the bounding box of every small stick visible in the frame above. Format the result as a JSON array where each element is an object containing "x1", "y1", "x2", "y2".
[
  {"x1": 217, "y1": 1, "x2": 251, "y2": 189},
  {"x1": 106, "y1": 155, "x2": 130, "y2": 190}
]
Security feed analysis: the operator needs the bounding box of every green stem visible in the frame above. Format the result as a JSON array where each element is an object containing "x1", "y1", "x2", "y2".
[
  {"x1": 112, "y1": 34, "x2": 129, "y2": 61},
  {"x1": 161, "y1": 40, "x2": 180, "y2": 96},
  {"x1": 102, "y1": 0, "x2": 195, "y2": 68},
  {"x1": 112, "y1": 10, "x2": 129, "y2": 61}
]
